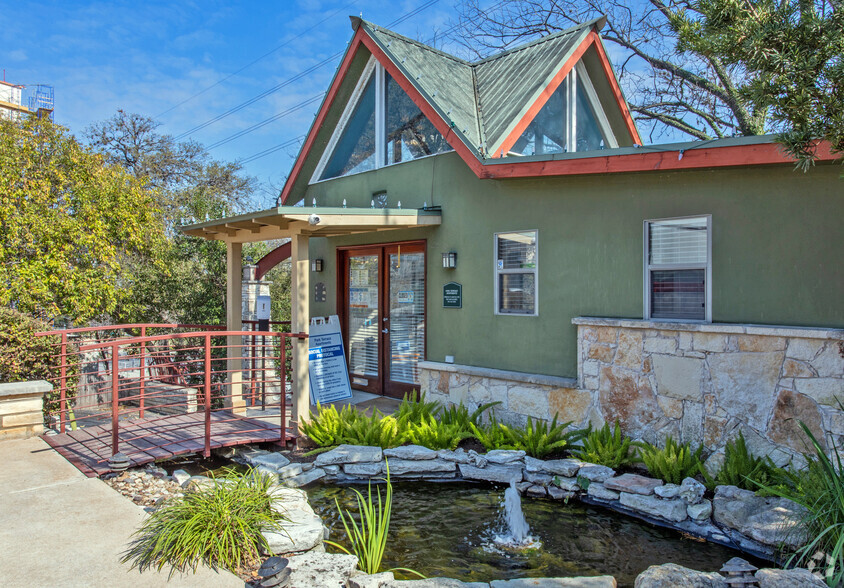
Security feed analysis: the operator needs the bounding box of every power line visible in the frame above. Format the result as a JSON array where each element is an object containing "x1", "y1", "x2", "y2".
[
  {"x1": 175, "y1": 0, "x2": 441, "y2": 141},
  {"x1": 240, "y1": 135, "x2": 307, "y2": 165},
  {"x1": 154, "y1": 1, "x2": 358, "y2": 119},
  {"x1": 206, "y1": 94, "x2": 323, "y2": 150}
]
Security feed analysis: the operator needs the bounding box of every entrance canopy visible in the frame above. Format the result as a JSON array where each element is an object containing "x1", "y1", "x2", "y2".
[
  {"x1": 179, "y1": 206, "x2": 441, "y2": 433},
  {"x1": 181, "y1": 205, "x2": 442, "y2": 244}
]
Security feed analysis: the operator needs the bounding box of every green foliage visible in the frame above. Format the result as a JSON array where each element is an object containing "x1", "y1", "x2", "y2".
[
  {"x1": 405, "y1": 414, "x2": 470, "y2": 450},
  {"x1": 300, "y1": 403, "x2": 357, "y2": 448},
  {"x1": 395, "y1": 390, "x2": 441, "y2": 425},
  {"x1": 574, "y1": 421, "x2": 640, "y2": 469},
  {"x1": 0, "y1": 116, "x2": 165, "y2": 322},
  {"x1": 469, "y1": 411, "x2": 514, "y2": 451},
  {"x1": 500, "y1": 416, "x2": 584, "y2": 459},
  {"x1": 301, "y1": 404, "x2": 406, "y2": 449},
  {"x1": 762, "y1": 423, "x2": 844, "y2": 587},
  {"x1": 438, "y1": 401, "x2": 501, "y2": 430},
  {"x1": 122, "y1": 468, "x2": 284, "y2": 577},
  {"x1": 641, "y1": 437, "x2": 706, "y2": 485},
  {"x1": 0, "y1": 307, "x2": 80, "y2": 424},
  {"x1": 709, "y1": 431, "x2": 783, "y2": 491},
  {"x1": 675, "y1": 0, "x2": 844, "y2": 169}
]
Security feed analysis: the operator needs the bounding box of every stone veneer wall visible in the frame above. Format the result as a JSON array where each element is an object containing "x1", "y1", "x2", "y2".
[
  {"x1": 574, "y1": 318, "x2": 843, "y2": 469},
  {"x1": 419, "y1": 319, "x2": 843, "y2": 468},
  {"x1": 0, "y1": 380, "x2": 50, "y2": 439}
]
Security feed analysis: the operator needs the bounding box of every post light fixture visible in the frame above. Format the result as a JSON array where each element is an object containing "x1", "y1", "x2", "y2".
[
  {"x1": 442, "y1": 251, "x2": 457, "y2": 269},
  {"x1": 311, "y1": 258, "x2": 324, "y2": 272}
]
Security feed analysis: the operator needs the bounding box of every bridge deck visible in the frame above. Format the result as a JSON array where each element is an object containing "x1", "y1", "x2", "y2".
[{"x1": 42, "y1": 411, "x2": 288, "y2": 477}]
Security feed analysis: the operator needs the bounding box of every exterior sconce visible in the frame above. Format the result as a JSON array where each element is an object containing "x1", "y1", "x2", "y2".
[
  {"x1": 442, "y1": 251, "x2": 457, "y2": 269},
  {"x1": 311, "y1": 259, "x2": 324, "y2": 272}
]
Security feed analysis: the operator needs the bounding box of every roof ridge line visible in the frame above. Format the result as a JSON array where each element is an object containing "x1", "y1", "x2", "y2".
[{"x1": 357, "y1": 18, "x2": 473, "y2": 66}]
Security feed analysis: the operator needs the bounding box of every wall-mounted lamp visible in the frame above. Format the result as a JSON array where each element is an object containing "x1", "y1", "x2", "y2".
[
  {"x1": 311, "y1": 258, "x2": 324, "y2": 272},
  {"x1": 442, "y1": 251, "x2": 457, "y2": 269}
]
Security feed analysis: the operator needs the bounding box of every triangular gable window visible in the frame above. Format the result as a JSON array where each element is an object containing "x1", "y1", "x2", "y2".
[
  {"x1": 316, "y1": 58, "x2": 452, "y2": 182},
  {"x1": 510, "y1": 64, "x2": 617, "y2": 156}
]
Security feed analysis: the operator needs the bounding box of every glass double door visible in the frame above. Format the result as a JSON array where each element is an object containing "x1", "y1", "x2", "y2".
[{"x1": 341, "y1": 242, "x2": 425, "y2": 398}]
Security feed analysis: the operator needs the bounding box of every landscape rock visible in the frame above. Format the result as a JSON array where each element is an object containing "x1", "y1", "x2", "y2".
[
  {"x1": 315, "y1": 444, "x2": 383, "y2": 466},
  {"x1": 634, "y1": 563, "x2": 727, "y2": 587},
  {"x1": 249, "y1": 451, "x2": 291, "y2": 471},
  {"x1": 687, "y1": 500, "x2": 712, "y2": 521},
  {"x1": 256, "y1": 465, "x2": 280, "y2": 479},
  {"x1": 524, "y1": 471, "x2": 554, "y2": 486},
  {"x1": 183, "y1": 475, "x2": 213, "y2": 491},
  {"x1": 547, "y1": 486, "x2": 575, "y2": 500},
  {"x1": 348, "y1": 571, "x2": 396, "y2": 588},
  {"x1": 278, "y1": 463, "x2": 304, "y2": 479},
  {"x1": 171, "y1": 469, "x2": 191, "y2": 486},
  {"x1": 542, "y1": 458, "x2": 584, "y2": 477},
  {"x1": 263, "y1": 488, "x2": 325, "y2": 554},
  {"x1": 438, "y1": 448, "x2": 471, "y2": 464},
  {"x1": 587, "y1": 483, "x2": 620, "y2": 502},
  {"x1": 285, "y1": 551, "x2": 358, "y2": 588},
  {"x1": 283, "y1": 467, "x2": 326, "y2": 488},
  {"x1": 654, "y1": 484, "x2": 680, "y2": 499},
  {"x1": 604, "y1": 474, "x2": 663, "y2": 496},
  {"x1": 713, "y1": 485, "x2": 808, "y2": 548},
  {"x1": 384, "y1": 445, "x2": 438, "y2": 461},
  {"x1": 553, "y1": 476, "x2": 580, "y2": 492},
  {"x1": 458, "y1": 463, "x2": 523, "y2": 484},
  {"x1": 678, "y1": 478, "x2": 706, "y2": 505},
  {"x1": 485, "y1": 449, "x2": 526, "y2": 464},
  {"x1": 524, "y1": 456, "x2": 546, "y2": 473},
  {"x1": 490, "y1": 577, "x2": 617, "y2": 587},
  {"x1": 467, "y1": 450, "x2": 488, "y2": 468},
  {"x1": 385, "y1": 578, "x2": 488, "y2": 587},
  {"x1": 386, "y1": 459, "x2": 456, "y2": 476},
  {"x1": 345, "y1": 462, "x2": 383, "y2": 477},
  {"x1": 620, "y1": 493, "x2": 688, "y2": 522},
  {"x1": 755, "y1": 568, "x2": 827, "y2": 588},
  {"x1": 577, "y1": 464, "x2": 615, "y2": 482},
  {"x1": 526, "y1": 484, "x2": 547, "y2": 497}
]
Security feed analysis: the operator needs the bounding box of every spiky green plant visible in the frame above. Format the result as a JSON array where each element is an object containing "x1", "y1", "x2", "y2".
[
  {"x1": 325, "y1": 464, "x2": 422, "y2": 578},
  {"x1": 300, "y1": 402, "x2": 363, "y2": 448},
  {"x1": 709, "y1": 431, "x2": 784, "y2": 491},
  {"x1": 640, "y1": 437, "x2": 705, "y2": 485},
  {"x1": 469, "y1": 410, "x2": 514, "y2": 451},
  {"x1": 500, "y1": 415, "x2": 584, "y2": 459},
  {"x1": 438, "y1": 401, "x2": 501, "y2": 430},
  {"x1": 121, "y1": 468, "x2": 284, "y2": 577},
  {"x1": 395, "y1": 390, "x2": 440, "y2": 426},
  {"x1": 406, "y1": 414, "x2": 471, "y2": 450},
  {"x1": 574, "y1": 421, "x2": 640, "y2": 469}
]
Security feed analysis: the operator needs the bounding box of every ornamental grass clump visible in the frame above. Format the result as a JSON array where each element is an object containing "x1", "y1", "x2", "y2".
[
  {"x1": 574, "y1": 421, "x2": 640, "y2": 469},
  {"x1": 641, "y1": 436, "x2": 705, "y2": 485},
  {"x1": 122, "y1": 468, "x2": 285, "y2": 577}
]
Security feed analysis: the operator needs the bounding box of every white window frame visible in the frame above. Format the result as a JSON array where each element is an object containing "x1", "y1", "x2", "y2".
[
  {"x1": 494, "y1": 230, "x2": 539, "y2": 317},
  {"x1": 643, "y1": 215, "x2": 712, "y2": 323}
]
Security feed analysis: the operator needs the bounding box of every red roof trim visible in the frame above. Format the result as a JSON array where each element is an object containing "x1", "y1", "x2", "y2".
[
  {"x1": 478, "y1": 141, "x2": 836, "y2": 179},
  {"x1": 280, "y1": 30, "x2": 366, "y2": 204},
  {"x1": 591, "y1": 35, "x2": 642, "y2": 145}
]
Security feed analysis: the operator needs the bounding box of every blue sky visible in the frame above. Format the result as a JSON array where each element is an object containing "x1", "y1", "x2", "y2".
[{"x1": 0, "y1": 1, "x2": 460, "y2": 207}]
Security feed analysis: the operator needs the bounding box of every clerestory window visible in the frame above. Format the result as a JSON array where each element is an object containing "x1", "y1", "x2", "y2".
[
  {"x1": 315, "y1": 59, "x2": 453, "y2": 182},
  {"x1": 510, "y1": 63, "x2": 617, "y2": 156}
]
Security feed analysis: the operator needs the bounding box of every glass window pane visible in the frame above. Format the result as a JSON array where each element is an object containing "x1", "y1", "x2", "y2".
[
  {"x1": 575, "y1": 78, "x2": 606, "y2": 152},
  {"x1": 512, "y1": 80, "x2": 568, "y2": 156},
  {"x1": 389, "y1": 252, "x2": 425, "y2": 384},
  {"x1": 497, "y1": 232, "x2": 537, "y2": 269},
  {"x1": 348, "y1": 255, "x2": 379, "y2": 377},
  {"x1": 499, "y1": 273, "x2": 536, "y2": 314},
  {"x1": 649, "y1": 218, "x2": 708, "y2": 265},
  {"x1": 651, "y1": 269, "x2": 706, "y2": 320},
  {"x1": 385, "y1": 74, "x2": 452, "y2": 165},
  {"x1": 320, "y1": 75, "x2": 377, "y2": 180}
]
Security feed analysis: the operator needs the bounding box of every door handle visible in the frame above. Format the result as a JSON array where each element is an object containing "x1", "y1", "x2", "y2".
[{"x1": 382, "y1": 328, "x2": 389, "y2": 333}]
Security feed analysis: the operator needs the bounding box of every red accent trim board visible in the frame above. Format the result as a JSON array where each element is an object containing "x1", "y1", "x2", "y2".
[
  {"x1": 256, "y1": 242, "x2": 292, "y2": 280},
  {"x1": 591, "y1": 35, "x2": 642, "y2": 145}
]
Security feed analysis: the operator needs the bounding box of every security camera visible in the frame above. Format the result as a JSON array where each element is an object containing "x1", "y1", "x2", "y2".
[{"x1": 308, "y1": 214, "x2": 321, "y2": 225}]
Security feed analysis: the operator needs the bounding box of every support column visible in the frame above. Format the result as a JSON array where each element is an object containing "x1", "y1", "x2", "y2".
[
  {"x1": 290, "y1": 233, "x2": 310, "y2": 432},
  {"x1": 226, "y1": 241, "x2": 246, "y2": 414}
]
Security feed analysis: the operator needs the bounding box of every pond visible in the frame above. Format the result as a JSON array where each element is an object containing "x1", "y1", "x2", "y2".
[{"x1": 308, "y1": 481, "x2": 760, "y2": 587}]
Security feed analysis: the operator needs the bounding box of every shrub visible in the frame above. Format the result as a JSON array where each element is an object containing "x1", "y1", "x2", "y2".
[
  {"x1": 641, "y1": 437, "x2": 705, "y2": 485},
  {"x1": 500, "y1": 415, "x2": 584, "y2": 459},
  {"x1": 122, "y1": 468, "x2": 284, "y2": 577},
  {"x1": 438, "y1": 401, "x2": 500, "y2": 430},
  {"x1": 339, "y1": 410, "x2": 407, "y2": 449},
  {"x1": 0, "y1": 307, "x2": 80, "y2": 424},
  {"x1": 469, "y1": 410, "x2": 514, "y2": 451},
  {"x1": 395, "y1": 390, "x2": 440, "y2": 426},
  {"x1": 710, "y1": 431, "x2": 784, "y2": 491},
  {"x1": 575, "y1": 421, "x2": 640, "y2": 469},
  {"x1": 300, "y1": 403, "x2": 362, "y2": 448},
  {"x1": 405, "y1": 414, "x2": 470, "y2": 450}
]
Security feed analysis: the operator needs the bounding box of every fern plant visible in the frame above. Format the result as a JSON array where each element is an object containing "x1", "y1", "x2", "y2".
[
  {"x1": 710, "y1": 431, "x2": 783, "y2": 491},
  {"x1": 500, "y1": 416, "x2": 584, "y2": 459},
  {"x1": 640, "y1": 437, "x2": 705, "y2": 485},
  {"x1": 301, "y1": 403, "x2": 363, "y2": 448},
  {"x1": 438, "y1": 401, "x2": 500, "y2": 430},
  {"x1": 574, "y1": 421, "x2": 640, "y2": 469},
  {"x1": 339, "y1": 410, "x2": 407, "y2": 449},
  {"x1": 395, "y1": 390, "x2": 440, "y2": 426},
  {"x1": 406, "y1": 414, "x2": 471, "y2": 450},
  {"x1": 469, "y1": 410, "x2": 514, "y2": 451}
]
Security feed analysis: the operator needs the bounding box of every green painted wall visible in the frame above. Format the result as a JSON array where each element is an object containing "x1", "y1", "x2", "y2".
[{"x1": 304, "y1": 152, "x2": 843, "y2": 378}]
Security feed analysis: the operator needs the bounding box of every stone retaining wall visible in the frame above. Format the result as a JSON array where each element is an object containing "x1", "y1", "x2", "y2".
[
  {"x1": 573, "y1": 318, "x2": 844, "y2": 469},
  {"x1": 0, "y1": 380, "x2": 50, "y2": 439},
  {"x1": 236, "y1": 444, "x2": 807, "y2": 560}
]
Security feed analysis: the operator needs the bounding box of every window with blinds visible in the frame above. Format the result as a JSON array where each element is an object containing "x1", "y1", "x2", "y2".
[
  {"x1": 495, "y1": 231, "x2": 538, "y2": 315},
  {"x1": 645, "y1": 216, "x2": 710, "y2": 321}
]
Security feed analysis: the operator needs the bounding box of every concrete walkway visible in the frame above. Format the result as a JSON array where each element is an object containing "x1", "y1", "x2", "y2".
[{"x1": 0, "y1": 437, "x2": 243, "y2": 587}]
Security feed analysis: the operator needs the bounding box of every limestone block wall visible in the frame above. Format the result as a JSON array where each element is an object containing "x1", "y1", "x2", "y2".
[
  {"x1": 573, "y1": 318, "x2": 844, "y2": 467},
  {"x1": 0, "y1": 380, "x2": 51, "y2": 439}
]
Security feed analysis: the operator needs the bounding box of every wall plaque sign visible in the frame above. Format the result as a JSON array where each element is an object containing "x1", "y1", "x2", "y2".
[{"x1": 443, "y1": 282, "x2": 462, "y2": 308}]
